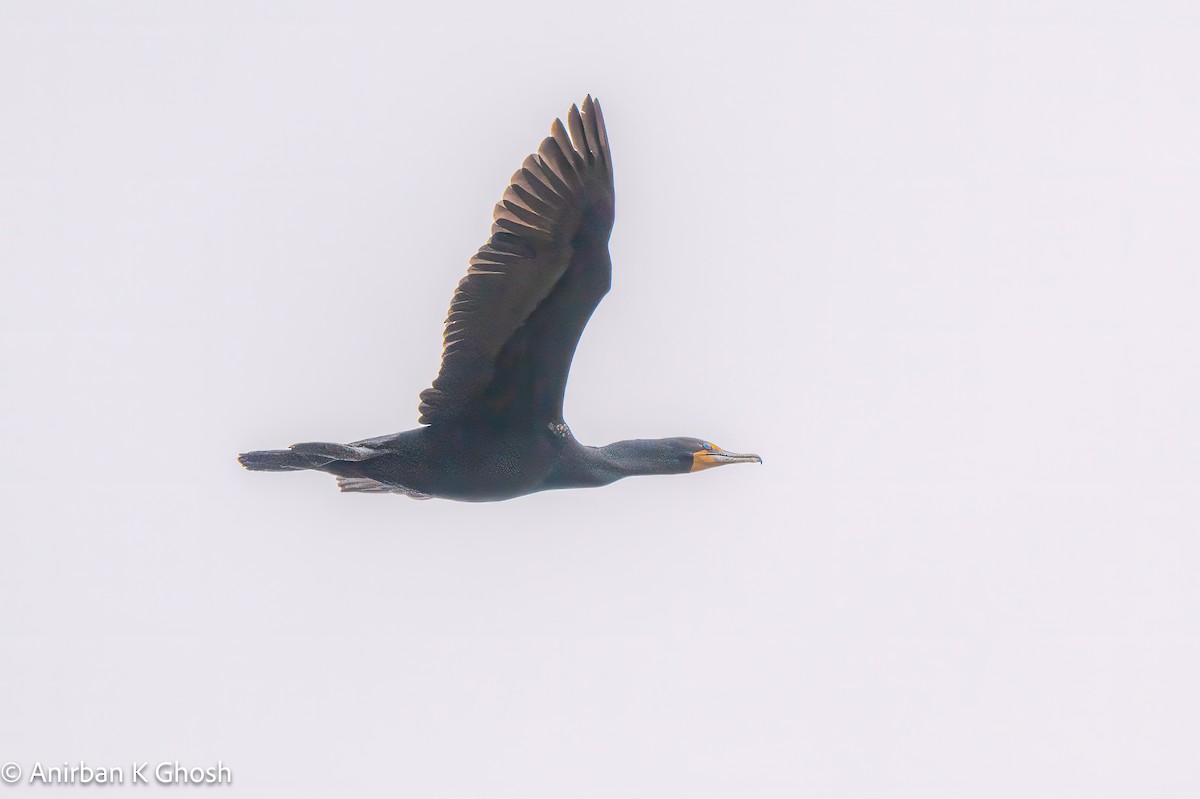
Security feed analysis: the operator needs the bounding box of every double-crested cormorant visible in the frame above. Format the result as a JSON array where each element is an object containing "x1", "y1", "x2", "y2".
[{"x1": 239, "y1": 96, "x2": 760, "y2": 501}]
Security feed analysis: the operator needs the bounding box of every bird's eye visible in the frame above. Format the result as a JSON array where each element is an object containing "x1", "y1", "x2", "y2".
[{"x1": 703, "y1": 443, "x2": 713, "y2": 450}]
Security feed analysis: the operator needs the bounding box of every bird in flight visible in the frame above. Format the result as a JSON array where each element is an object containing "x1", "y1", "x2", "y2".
[{"x1": 239, "y1": 96, "x2": 760, "y2": 501}]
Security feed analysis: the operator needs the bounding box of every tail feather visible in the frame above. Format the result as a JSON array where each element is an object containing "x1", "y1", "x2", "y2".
[
  {"x1": 240, "y1": 439, "x2": 382, "y2": 472},
  {"x1": 239, "y1": 448, "x2": 328, "y2": 472},
  {"x1": 289, "y1": 442, "x2": 375, "y2": 461},
  {"x1": 239, "y1": 441, "x2": 422, "y2": 496}
]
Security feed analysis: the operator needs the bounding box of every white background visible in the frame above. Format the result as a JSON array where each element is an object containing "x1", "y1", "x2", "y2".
[{"x1": 2, "y1": 1, "x2": 1197, "y2": 796}]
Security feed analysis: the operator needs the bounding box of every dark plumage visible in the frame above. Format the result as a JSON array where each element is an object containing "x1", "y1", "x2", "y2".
[{"x1": 240, "y1": 97, "x2": 760, "y2": 501}]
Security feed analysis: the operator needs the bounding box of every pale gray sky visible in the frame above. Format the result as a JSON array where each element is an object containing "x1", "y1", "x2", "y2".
[{"x1": 2, "y1": 1, "x2": 1198, "y2": 796}]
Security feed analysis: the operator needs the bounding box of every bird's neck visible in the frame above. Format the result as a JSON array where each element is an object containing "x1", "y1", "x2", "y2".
[
  {"x1": 546, "y1": 438, "x2": 687, "y2": 491},
  {"x1": 590, "y1": 440, "x2": 685, "y2": 480}
]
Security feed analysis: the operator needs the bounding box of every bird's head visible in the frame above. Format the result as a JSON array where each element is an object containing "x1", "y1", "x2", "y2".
[
  {"x1": 608, "y1": 437, "x2": 761, "y2": 474},
  {"x1": 596, "y1": 437, "x2": 761, "y2": 480},
  {"x1": 683, "y1": 438, "x2": 763, "y2": 472}
]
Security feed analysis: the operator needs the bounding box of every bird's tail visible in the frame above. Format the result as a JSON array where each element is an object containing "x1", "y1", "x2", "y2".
[
  {"x1": 238, "y1": 442, "x2": 376, "y2": 472},
  {"x1": 238, "y1": 449, "x2": 320, "y2": 472}
]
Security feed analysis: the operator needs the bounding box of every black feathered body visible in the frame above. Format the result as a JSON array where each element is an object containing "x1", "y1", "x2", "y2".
[
  {"x1": 302, "y1": 423, "x2": 694, "y2": 502},
  {"x1": 332, "y1": 423, "x2": 569, "y2": 502}
]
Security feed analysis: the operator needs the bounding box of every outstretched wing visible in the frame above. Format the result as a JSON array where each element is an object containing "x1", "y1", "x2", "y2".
[{"x1": 417, "y1": 96, "x2": 615, "y2": 426}]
